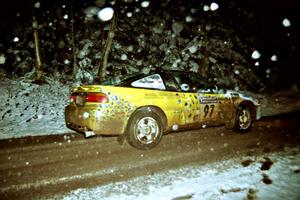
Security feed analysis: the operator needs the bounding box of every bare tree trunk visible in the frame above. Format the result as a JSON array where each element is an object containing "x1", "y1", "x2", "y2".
[
  {"x1": 32, "y1": 16, "x2": 44, "y2": 82},
  {"x1": 198, "y1": 49, "x2": 210, "y2": 77},
  {"x1": 70, "y1": 3, "x2": 78, "y2": 81},
  {"x1": 98, "y1": 0, "x2": 121, "y2": 82},
  {"x1": 198, "y1": 35, "x2": 210, "y2": 77}
]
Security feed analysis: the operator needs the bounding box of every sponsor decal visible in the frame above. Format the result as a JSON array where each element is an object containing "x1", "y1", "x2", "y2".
[{"x1": 199, "y1": 96, "x2": 218, "y2": 104}]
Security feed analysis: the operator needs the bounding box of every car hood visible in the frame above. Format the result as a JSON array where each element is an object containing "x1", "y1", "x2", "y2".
[{"x1": 223, "y1": 90, "x2": 260, "y2": 106}]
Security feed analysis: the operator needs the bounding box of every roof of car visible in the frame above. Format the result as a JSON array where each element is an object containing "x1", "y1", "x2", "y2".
[{"x1": 94, "y1": 69, "x2": 209, "y2": 87}]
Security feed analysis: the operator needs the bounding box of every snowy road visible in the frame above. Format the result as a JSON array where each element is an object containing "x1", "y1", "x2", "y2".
[{"x1": 0, "y1": 113, "x2": 299, "y2": 200}]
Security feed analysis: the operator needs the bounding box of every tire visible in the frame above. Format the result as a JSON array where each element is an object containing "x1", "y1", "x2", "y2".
[
  {"x1": 125, "y1": 108, "x2": 163, "y2": 150},
  {"x1": 234, "y1": 105, "x2": 252, "y2": 133}
]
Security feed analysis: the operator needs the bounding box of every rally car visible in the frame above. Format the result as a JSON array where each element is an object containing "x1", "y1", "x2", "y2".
[{"x1": 65, "y1": 70, "x2": 261, "y2": 150}]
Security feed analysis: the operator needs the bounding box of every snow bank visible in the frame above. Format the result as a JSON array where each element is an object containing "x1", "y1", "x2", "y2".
[
  {"x1": 0, "y1": 78, "x2": 72, "y2": 140},
  {"x1": 62, "y1": 149, "x2": 300, "y2": 200},
  {"x1": 243, "y1": 89, "x2": 300, "y2": 117},
  {"x1": 0, "y1": 77, "x2": 299, "y2": 140}
]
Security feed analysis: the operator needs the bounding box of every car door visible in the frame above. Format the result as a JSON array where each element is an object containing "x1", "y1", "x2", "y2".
[
  {"x1": 194, "y1": 77, "x2": 234, "y2": 126},
  {"x1": 168, "y1": 71, "x2": 226, "y2": 126},
  {"x1": 197, "y1": 92, "x2": 222, "y2": 125},
  {"x1": 130, "y1": 73, "x2": 186, "y2": 127}
]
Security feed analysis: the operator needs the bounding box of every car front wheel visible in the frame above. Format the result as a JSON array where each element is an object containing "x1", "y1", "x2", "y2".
[
  {"x1": 234, "y1": 105, "x2": 252, "y2": 132},
  {"x1": 126, "y1": 109, "x2": 163, "y2": 150}
]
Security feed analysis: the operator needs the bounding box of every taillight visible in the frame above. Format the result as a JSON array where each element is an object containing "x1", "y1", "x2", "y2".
[
  {"x1": 86, "y1": 93, "x2": 109, "y2": 103},
  {"x1": 70, "y1": 92, "x2": 109, "y2": 105},
  {"x1": 70, "y1": 95, "x2": 76, "y2": 102}
]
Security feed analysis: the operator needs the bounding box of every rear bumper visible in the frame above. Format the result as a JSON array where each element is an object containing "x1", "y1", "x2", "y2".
[
  {"x1": 65, "y1": 104, "x2": 99, "y2": 137},
  {"x1": 66, "y1": 121, "x2": 96, "y2": 138},
  {"x1": 64, "y1": 104, "x2": 126, "y2": 136}
]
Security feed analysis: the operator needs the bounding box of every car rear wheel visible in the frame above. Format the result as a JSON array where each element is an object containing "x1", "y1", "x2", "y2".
[
  {"x1": 126, "y1": 108, "x2": 163, "y2": 150},
  {"x1": 234, "y1": 105, "x2": 252, "y2": 132}
]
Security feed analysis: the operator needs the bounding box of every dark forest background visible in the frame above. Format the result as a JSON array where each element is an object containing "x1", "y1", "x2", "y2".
[{"x1": 0, "y1": 0, "x2": 299, "y2": 92}]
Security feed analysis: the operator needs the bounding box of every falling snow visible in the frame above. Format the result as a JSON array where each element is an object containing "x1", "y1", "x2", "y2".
[
  {"x1": 203, "y1": 5, "x2": 210, "y2": 12},
  {"x1": 140, "y1": 1, "x2": 150, "y2": 8},
  {"x1": 13, "y1": 37, "x2": 19, "y2": 42},
  {"x1": 0, "y1": 4, "x2": 298, "y2": 200},
  {"x1": 135, "y1": 8, "x2": 140, "y2": 13},
  {"x1": 251, "y1": 50, "x2": 261, "y2": 59},
  {"x1": 34, "y1": 1, "x2": 41, "y2": 9},
  {"x1": 185, "y1": 16, "x2": 193, "y2": 23},
  {"x1": 271, "y1": 55, "x2": 277, "y2": 61},
  {"x1": 121, "y1": 54, "x2": 128, "y2": 60},
  {"x1": 210, "y1": 2, "x2": 219, "y2": 11},
  {"x1": 64, "y1": 59, "x2": 71, "y2": 65},
  {"x1": 127, "y1": 12, "x2": 133, "y2": 17},
  {"x1": 97, "y1": 7, "x2": 114, "y2": 21},
  {"x1": 0, "y1": 0, "x2": 296, "y2": 96},
  {"x1": 282, "y1": 18, "x2": 291, "y2": 27}
]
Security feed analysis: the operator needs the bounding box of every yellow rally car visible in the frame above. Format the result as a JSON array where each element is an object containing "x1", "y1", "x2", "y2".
[{"x1": 65, "y1": 70, "x2": 261, "y2": 149}]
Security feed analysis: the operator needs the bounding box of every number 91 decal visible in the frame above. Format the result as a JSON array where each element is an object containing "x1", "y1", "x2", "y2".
[{"x1": 204, "y1": 104, "x2": 215, "y2": 118}]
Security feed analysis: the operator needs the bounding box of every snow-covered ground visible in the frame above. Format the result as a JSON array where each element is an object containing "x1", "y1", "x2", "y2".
[
  {"x1": 0, "y1": 78, "x2": 300, "y2": 140},
  {"x1": 61, "y1": 149, "x2": 300, "y2": 200},
  {"x1": 0, "y1": 78, "x2": 73, "y2": 140},
  {"x1": 0, "y1": 79, "x2": 300, "y2": 200}
]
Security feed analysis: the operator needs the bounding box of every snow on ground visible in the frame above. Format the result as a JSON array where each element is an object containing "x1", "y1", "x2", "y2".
[
  {"x1": 0, "y1": 78, "x2": 73, "y2": 140},
  {"x1": 0, "y1": 78, "x2": 299, "y2": 200},
  {"x1": 234, "y1": 88, "x2": 300, "y2": 117},
  {"x1": 61, "y1": 149, "x2": 300, "y2": 200},
  {"x1": 0, "y1": 78, "x2": 299, "y2": 140}
]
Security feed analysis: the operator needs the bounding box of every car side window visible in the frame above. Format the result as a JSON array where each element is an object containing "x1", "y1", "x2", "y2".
[
  {"x1": 189, "y1": 74, "x2": 215, "y2": 93},
  {"x1": 171, "y1": 71, "x2": 215, "y2": 93},
  {"x1": 163, "y1": 73, "x2": 179, "y2": 91},
  {"x1": 131, "y1": 74, "x2": 166, "y2": 90}
]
